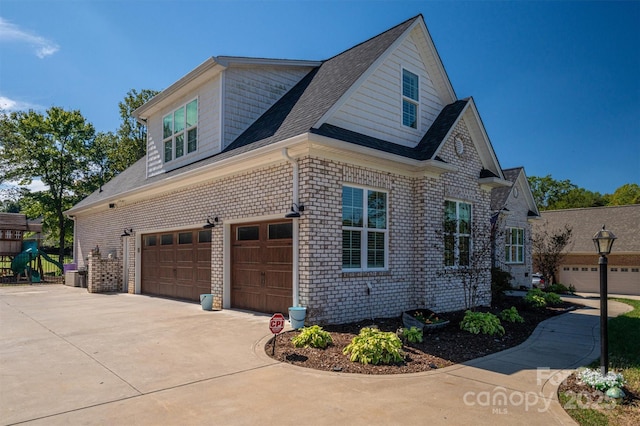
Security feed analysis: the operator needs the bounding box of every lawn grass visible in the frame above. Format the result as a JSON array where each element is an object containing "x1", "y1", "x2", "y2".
[{"x1": 561, "y1": 298, "x2": 640, "y2": 425}]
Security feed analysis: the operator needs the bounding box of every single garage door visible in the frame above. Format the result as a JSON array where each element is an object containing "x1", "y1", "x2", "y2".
[
  {"x1": 231, "y1": 220, "x2": 293, "y2": 314},
  {"x1": 141, "y1": 229, "x2": 211, "y2": 301}
]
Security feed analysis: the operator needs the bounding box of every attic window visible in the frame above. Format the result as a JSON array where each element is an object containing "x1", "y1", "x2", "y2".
[
  {"x1": 402, "y1": 69, "x2": 419, "y2": 129},
  {"x1": 163, "y1": 99, "x2": 198, "y2": 162}
]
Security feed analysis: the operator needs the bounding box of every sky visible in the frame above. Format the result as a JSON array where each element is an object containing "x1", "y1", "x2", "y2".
[{"x1": 1, "y1": 0, "x2": 639, "y2": 195}]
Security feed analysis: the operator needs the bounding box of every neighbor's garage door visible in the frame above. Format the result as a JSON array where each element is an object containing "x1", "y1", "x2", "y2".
[
  {"x1": 231, "y1": 221, "x2": 293, "y2": 314},
  {"x1": 141, "y1": 229, "x2": 211, "y2": 301},
  {"x1": 560, "y1": 266, "x2": 640, "y2": 295}
]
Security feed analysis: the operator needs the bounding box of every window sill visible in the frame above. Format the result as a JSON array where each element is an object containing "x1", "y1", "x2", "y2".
[{"x1": 342, "y1": 270, "x2": 390, "y2": 278}]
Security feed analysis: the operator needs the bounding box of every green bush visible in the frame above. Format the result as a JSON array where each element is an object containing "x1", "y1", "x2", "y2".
[
  {"x1": 525, "y1": 288, "x2": 562, "y2": 307},
  {"x1": 544, "y1": 291, "x2": 562, "y2": 305},
  {"x1": 499, "y1": 306, "x2": 524, "y2": 323},
  {"x1": 544, "y1": 283, "x2": 570, "y2": 294},
  {"x1": 459, "y1": 311, "x2": 505, "y2": 336},
  {"x1": 398, "y1": 326, "x2": 423, "y2": 343},
  {"x1": 343, "y1": 327, "x2": 405, "y2": 365},
  {"x1": 525, "y1": 288, "x2": 547, "y2": 308},
  {"x1": 491, "y1": 267, "x2": 513, "y2": 300},
  {"x1": 291, "y1": 325, "x2": 333, "y2": 349}
]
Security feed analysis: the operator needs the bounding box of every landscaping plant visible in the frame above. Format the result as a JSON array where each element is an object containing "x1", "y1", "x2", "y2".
[
  {"x1": 525, "y1": 288, "x2": 548, "y2": 308},
  {"x1": 343, "y1": 327, "x2": 405, "y2": 365},
  {"x1": 499, "y1": 306, "x2": 524, "y2": 323},
  {"x1": 398, "y1": 327, "x2": 423, "y2": 343},
  {"x1": 459, "y1": 311, "x2": 505, "y2": 336},
  {"x1": 291, "y1": 325, "x2": 333, "y2": 349},
  {"x1": 577, "y1": 368, "x2": 626, "y2": 392}
]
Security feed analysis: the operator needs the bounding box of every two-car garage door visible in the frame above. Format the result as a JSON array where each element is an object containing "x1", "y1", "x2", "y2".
[{"x1": 141, "y1": 220, "x2": 293, "y2": 313}]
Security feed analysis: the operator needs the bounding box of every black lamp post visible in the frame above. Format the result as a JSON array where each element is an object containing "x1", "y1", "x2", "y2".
[{"x1": 592, "y1": 225, "x2": 616, "y2": 375}]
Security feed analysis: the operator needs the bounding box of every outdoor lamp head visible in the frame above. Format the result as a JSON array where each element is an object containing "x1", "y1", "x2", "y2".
[{"x1": 592, "y1": 225, "x2": 616, "y2": 256}]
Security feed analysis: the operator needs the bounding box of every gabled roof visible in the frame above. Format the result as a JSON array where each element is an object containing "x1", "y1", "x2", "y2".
[
  {"x1": 536, "y1": 205, "x2": 640, "y2": 253},
  {"x1": 68, "y1": 15, "x2": 505, "y2": 214},
  {"x1": 224, "y1": 15, "x2": 420, "y2": 153},
  {"x1": 491, "y1": 167, "x2": 540, "y2": 217}
]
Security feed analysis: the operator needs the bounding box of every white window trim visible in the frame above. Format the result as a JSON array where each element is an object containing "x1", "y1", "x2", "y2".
[
  {"x1": 505, "y1": 227, "x2": 525, "y2": 264},
  {"x1": 401, "y1": 66, "x2": 420, "y2": 131},
  {"x1": 342, "y1": 184, "x2": 389, "y2": 272},
  {"x1": 444, "y1": 199, "x2": 472, "y2": 269},
  {"x1": 163, "y1": 97, "x2": 199, "y2": 163}
]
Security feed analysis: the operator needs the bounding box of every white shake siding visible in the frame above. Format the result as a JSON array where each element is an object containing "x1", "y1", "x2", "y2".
[
  {"x1": 222, "y1": 67, "x2": 312, "y2": 148},
  {"x1": 146, "y1": 77, "x2": 222, "y2": 177},
  {"x1": 327, "y1": 34, "x2": 443, "y2": 147}
]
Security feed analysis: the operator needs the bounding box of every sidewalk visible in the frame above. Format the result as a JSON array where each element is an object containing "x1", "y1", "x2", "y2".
[{"x1": 1, "y1": 285, "x2": 635, "y2": 425}]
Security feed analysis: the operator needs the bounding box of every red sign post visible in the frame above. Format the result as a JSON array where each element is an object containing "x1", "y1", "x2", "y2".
[{"x1": 269, "y1": 313, "x2": 286, "y2": 354}]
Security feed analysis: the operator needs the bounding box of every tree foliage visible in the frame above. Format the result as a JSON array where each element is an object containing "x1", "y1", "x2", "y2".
[
  {"x1": 608, "y1": 183, "x2": 640, "y2": 206},
  {"x1": 528, "y1": 174, "x2": 607, "y2": 210},
  {"x1": 0, "y1": 107, "x2": 96, "y2": 264},
  {"x1": 113, "y1": 88, "x2": 158, "y2": 173},
  {"x1": 532, "y1": 223, "x2": 573, "y2": 285}
]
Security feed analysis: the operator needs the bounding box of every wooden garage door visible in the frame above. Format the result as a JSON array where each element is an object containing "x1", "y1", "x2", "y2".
[
  {"x1": 141, "y1": 229, "x2": 211, "y2": 301},
  {"x1": 231, "y1": 221, "x2": 293, "y2": 314}
]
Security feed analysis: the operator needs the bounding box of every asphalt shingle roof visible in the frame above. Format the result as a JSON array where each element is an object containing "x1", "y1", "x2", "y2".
[
  {"x1": 72, "y1": 15, "x2": 465, "y2": 212},
  {"x1": 491, "y1": 167, "x2": 522, "y2": 211}
]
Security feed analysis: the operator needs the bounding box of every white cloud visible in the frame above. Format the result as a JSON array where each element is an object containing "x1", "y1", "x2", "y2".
[
  {"x1": 0, "y1": 95, "x2": 42, "y2": 112},
  {"x1": 2, "y1": 179, "x2": 49, "y2": 193},
  {"x1": 0, "y1": 17, "x2": 59, "y2": 58}
]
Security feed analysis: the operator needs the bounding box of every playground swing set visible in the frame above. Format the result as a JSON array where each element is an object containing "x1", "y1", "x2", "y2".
[{"x1": 0, "y1": 213, "x2": 63, "y2": 284}]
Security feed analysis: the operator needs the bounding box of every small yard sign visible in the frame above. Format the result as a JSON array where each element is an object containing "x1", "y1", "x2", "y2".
[
  {"x1": 269, "y1": 313, "x2": 285, "y2": 334},
  {"x1": 269, "y1": 313, "x2": 286, "y2": 355}
]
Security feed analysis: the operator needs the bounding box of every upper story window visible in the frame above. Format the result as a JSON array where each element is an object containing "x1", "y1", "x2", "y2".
[
  {"x1": 163, "y1": 99, "x2": 198, "y2": 162},
  {"x1": 505, "y1": 227, "x2": 524, "y2": 264},
  {"x1": 444, "y1": 200, "x2": 471, "y2": 267},
  {"x1": 342, "y1": 185, "x2": 388, "y2": 271},
  {"x1": 402, "y1": 69, "x2": 419, "y2": 129}
]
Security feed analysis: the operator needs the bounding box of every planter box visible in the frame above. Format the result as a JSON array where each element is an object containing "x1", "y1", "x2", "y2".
[{"x1": 402, "y1": 309, "x2": 449, "y2": 333}]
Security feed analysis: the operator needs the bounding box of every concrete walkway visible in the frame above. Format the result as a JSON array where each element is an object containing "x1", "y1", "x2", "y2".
[{"x1": 0, "y1": 285, "x2": 633, "y2": 425}]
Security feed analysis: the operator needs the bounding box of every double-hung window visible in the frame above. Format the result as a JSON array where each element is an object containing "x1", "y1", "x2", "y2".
[
  {"x1": 505, "y1": 227, "x2": 524, "y2": 264},
  {"x1": 402, "y1": 69, "x2": 419, "y2": 129},
  {"x1": 163, "y1": 99, "x2": 198, "y2": 162},
  {"x1": 444, "y1": 200, "x2": 471, "y2": 267},
  {"x1": 342, "y1": 186, "x2": 388, "y2": 270}
]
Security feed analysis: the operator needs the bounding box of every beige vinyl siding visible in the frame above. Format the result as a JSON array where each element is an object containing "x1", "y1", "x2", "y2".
[
  {"x1": 222, "y1": 67, "x2": 312, "y2": 148},
  {"x1": 327, "y1": 33, "x2": 443, "y2": 147},
  {"x1": 147, "y1": 76, "x2": 222, "y2": 177}
]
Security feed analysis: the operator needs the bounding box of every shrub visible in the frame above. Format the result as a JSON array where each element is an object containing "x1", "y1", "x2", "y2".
[
  {"x1": 525, "y1": 288, "x2": 547, "y2": 308},
  {"x1": 491, "y1": 267, "x2": 513, "y2": 301},
  {"x1": 459, "y1": 311, "x2": 505, "y2": 336},
  {"x1": 291, "y1": 325, "x2": 333, "y2": 349},
  {"x1": 398, "y1": 327, "x2": 423, "y2": 343},
  {"x1": 343, "y1": 327, "x2": 405, "y2": 365},
  {"x1": 544, "y1": 291, "x2": 562, "y2": 305},
  {"x1": 578, "y1": 368, "x2": 625, "y2": 391},
  {"x1": 500, "y1": 306, "x2": 524, "y2": 323},
  {"x1": 544, "y1": 283, "x2": 570, "y2": 294}
]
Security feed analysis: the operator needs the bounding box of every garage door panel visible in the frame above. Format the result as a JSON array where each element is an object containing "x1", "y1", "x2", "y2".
[
  {"x1": 231, "y1": 221, "x2": 292, "y2": 313},
  {"x1": 141, "y1": 229, "x2": 211, "y2": 302},
  {"x1": 266, "y1": 270, "x2": 292, "y2": 290}
]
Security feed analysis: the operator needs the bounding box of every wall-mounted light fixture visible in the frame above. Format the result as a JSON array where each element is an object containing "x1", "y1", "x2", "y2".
[
  {"x1": 285, "y1": 203, "x2": 305, "y2": 218},
  {"x1": 109, "y1": 203, "x2": 116, "y2": 209},
  {"x1": 121, "y1": 228, "x2": 133, "y2": 237},
  {"x1": 203, "y1": 216, "x2": 219, "y2": 229}
]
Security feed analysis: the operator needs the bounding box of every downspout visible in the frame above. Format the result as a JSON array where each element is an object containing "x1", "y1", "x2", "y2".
[{"x1": 282, "y1": 148, "x2": 300, "y2": 307}]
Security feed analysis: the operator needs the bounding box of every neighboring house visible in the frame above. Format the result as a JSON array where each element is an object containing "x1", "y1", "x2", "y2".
[
  {"x1": 67, "y1": 15, "x2": 513, "y2": 324},
  {"x1": 533, "y1": 205, "x2": 640, "y2": 295},
  {"x1": 491, "y1": 167, "x2": 540, "y2": 289}
]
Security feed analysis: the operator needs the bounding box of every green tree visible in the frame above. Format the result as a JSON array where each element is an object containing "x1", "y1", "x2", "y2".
[
  {"x1": 549, "y1": 187, "x2": 606, "y2": 210},
  {"x1": 528, "y1": 175, "x2": 576, "y2": 210},
  {"x1": 608, "y1": 183, "x2": 640, "y2": 205},
  {"x1": 112, "y1": 89, "x2": 158, "y2": 173},
  {"x1": 0, "y1": 107, "x2": 96, "y2": 265}
]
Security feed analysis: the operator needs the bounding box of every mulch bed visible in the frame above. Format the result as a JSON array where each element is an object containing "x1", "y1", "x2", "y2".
[
  {"x1": 266, "y1": 296, "x2": 579, "y2": 374},
  {"x1": 558, "y1": 373, "x2": 639, "y2": 418}
]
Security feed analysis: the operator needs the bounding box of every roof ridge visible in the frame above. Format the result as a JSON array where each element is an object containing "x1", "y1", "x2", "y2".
[{"x1": 322, "y1": 15, "x2": 422, "y2": 63}]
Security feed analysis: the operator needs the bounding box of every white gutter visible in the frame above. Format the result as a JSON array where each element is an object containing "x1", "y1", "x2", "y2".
[{"x1": 282, "y1": 148, "x2": 300, "y2": 307}]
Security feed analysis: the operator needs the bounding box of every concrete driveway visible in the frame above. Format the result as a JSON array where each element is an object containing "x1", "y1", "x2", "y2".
[{"x1": 1, "y1": 285, "x2": 632, "y2": 425}]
